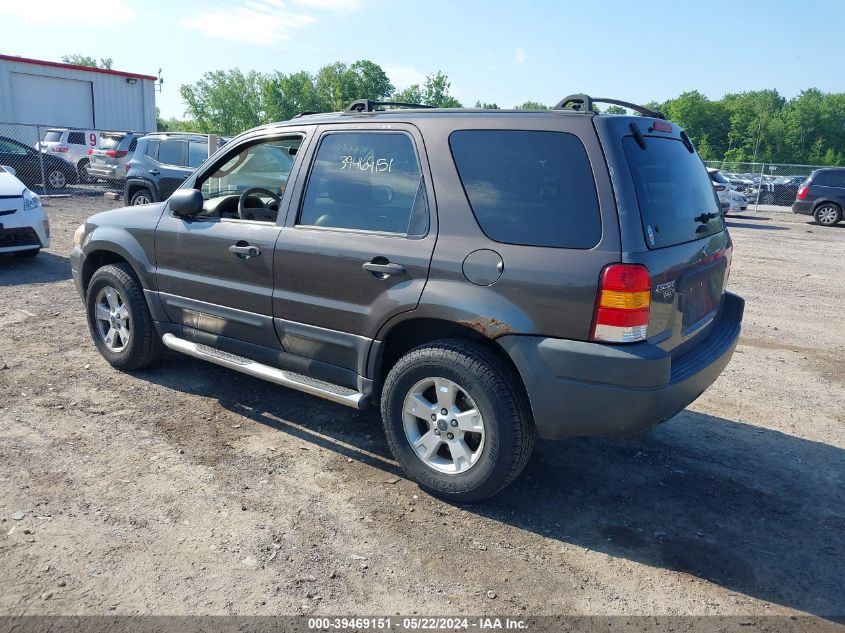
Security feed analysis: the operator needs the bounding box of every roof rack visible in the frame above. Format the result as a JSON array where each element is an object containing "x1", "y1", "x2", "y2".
[
  {"x1": 552, "y1": 94, "x2": 665, "y2": 120},
  {"x1": 345, "y1": 99, "x2": 433, "y2": 113}
]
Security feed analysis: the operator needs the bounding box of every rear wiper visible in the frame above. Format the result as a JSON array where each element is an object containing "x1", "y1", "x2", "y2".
[{"x1": 694, "y1": 212, "x2": 718, "y2": 223}]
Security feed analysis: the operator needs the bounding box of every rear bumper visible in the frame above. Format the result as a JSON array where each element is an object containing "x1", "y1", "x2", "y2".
[
  {"x1": 792, "y1": 200, "x2": 814, "y2": 216},
  {"x1": 87, "y1": 163, "x2": 123, "y2": 180},
  {"x1": 498, "y1": 292, "x2": 744, "y2": 440}
]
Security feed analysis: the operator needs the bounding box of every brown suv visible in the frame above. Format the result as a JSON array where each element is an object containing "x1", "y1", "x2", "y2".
[{"x1": 70, "y1": 95, "x2": 744, "y2": 502}]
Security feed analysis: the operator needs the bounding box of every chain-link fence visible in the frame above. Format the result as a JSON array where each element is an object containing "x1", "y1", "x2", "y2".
[
  {"x1": 703, "y1": 160, "x2": 835, "y2": 210},
  {"x1": 0, "y1": 121, "x2": 136, "y2": 198}
]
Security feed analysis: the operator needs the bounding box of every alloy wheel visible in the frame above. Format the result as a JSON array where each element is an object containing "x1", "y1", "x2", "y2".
[
  {"x1": 402, "y1": 377, "x2": 486, "y2": 475},
  {"x1": 47, "y1": 169, "x2": 67, "y2": 189},
  {"x1": 816, "y1": 206, "x2": 838, "y2": 225},
  {"x1": 94, "y1": 285, "x2": 131, "y2": 352}
]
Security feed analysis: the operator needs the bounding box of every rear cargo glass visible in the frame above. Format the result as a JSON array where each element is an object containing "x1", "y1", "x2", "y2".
[
  {"x1": 623, "y1": 137, "x2": 723, "y2": 249},
  {"x1": 450, "y1": 130, "x2": 601, "y2": 249},
  {"x1": 98, "y1": 134, "x2": 124, "y2": 150},
  {"x1": 42, "y1": 130, "x2": 62, "y2": 143}
]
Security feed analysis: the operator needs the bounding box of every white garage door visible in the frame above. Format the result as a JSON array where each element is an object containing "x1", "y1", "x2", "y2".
[{"x1": 11, "y1": 73, "x2": 94, "y2": 128}]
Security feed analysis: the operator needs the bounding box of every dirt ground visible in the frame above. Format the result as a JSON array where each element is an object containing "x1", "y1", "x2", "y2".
[{"x1": 0, "y1": 197, "x2": 842, "y2": 619}]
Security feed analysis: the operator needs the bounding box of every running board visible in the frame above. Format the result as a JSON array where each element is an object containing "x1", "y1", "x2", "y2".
[{"x1": 161, "y1": 333, "x2": 368, "y2": 410}]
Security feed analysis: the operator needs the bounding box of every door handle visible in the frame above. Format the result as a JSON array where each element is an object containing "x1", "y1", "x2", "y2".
[
  {"x1": 362, "y1": 261, "x2": 406, "y2": 277},
  {"x1": 148, "y1": 169, "x2": 160, "y2": 176},
  {"x1": 229, "y1": 244, "x2": 261, "y2": 258}
]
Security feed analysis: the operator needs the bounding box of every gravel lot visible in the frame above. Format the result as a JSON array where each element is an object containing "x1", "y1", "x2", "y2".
[{"x1": 0, "y1": 198, "x2": 842, "y2": 619}]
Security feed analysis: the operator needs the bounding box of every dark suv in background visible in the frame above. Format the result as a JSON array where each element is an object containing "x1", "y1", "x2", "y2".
[
  {"x1": 793, "y1": 168, "x2": 845, "y2": 226},
  {"x1": 124, "y1": 133, "x2": 226, "y2": 205},
  {"x1": 71, "y1": 95, "x2": 744, "y2": 502}
]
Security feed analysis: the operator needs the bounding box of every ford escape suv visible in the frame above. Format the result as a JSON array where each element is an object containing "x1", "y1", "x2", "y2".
[{"x1": 70, "y1": 95, "x2": 744, "y2": 502}]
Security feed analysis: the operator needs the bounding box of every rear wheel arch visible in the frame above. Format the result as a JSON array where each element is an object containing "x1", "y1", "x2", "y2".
[{"x1": 372, "y1": 317, "x2": 530, "y2": 403}]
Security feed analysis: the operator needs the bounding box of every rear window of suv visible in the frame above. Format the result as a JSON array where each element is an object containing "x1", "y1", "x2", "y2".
[
  {"x1": 623, "y1": 137, "x2": 724, "y2": 249},
  {"x1": 98, "y1": 134, "x2": 124, "y2": 150},
  {"x1": 449, "y1": 130, "x2": 601, "y2": 249}
]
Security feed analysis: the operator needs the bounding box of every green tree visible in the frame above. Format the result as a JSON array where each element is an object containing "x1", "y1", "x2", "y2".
[
  {"x1": 180, "y1": 69, "x2": 263, "y2": 135},
  {"x1": 261, "y1": 70, "x2": 320, "y2": 121},
  {"x1": 61, "y1": 54, "x2": 113, "y2": 69},
  {"x1": 392, "y1": 84, "x2": 425, "y2": 105},
  {"x1": 514, "y1": 101, "x2": 548, "y2": 109},
  {"x1": 421, "y1": 71, "x2": 462, "y2": 108},
  {"x1": 604, "y1": 105, "x2": 627, "y2": 115},
  {"x1": 474, "y1": 101, "x2": 499, "y2": 109}
]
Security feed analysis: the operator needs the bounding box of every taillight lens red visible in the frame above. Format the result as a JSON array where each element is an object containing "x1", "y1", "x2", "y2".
[
  {"x1": 797, "y1": 185, "x2": 808, "y2": 200},
  {"x1": 590, "y1": 264, "x2": 651, "y2": 343},
  {"x1": 106, "y1": 150, "x2": 128, "y2": 158}
]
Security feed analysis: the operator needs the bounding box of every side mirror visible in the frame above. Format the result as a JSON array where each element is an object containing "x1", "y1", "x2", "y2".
[
  {"x1": 169, "y1": 189, "x2": 204, "y2": 217},
  {"x1": 1, "y1": 165, "x2": 15, "y2": 176}
]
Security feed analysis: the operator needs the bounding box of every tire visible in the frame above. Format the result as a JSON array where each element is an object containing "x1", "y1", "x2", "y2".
[
  {"x1": 45, "y1": 168, "x2": 68, "y2": 190},
  {"x1": 381, "y1": 339, "x2": 534, "y2": 503},
  {"x1": 77, "y1": 159, "x2": 93, "y2": 184},
  {"x1": 130, "y1": 188, "x2": 154, "y2": 205},
  {"x1": 814, "y1": 203, "x2": 842, "y2": 226},
  {"x1": 85, "y1": 263, "x2": 161, "y2": 370},
  {"x1": 12, "y1": 248, "x2": 39, "y2": 258}
]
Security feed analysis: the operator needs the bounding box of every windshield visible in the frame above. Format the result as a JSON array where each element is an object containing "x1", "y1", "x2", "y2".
[
  {"x1": 42, "y1": 130, "x2": 63, "y2": 143},
  {"x1": 624, "y1": 137, "x2": 724, "y2": 249}
]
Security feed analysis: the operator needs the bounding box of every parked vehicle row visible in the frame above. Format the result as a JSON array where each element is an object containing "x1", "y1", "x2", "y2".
[{"x1": 15, "y1": 128, "x2": 222, "y2": 195}]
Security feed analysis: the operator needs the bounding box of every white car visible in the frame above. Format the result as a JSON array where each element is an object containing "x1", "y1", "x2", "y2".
[
  {"x1": 0, "y1": 165, "x2": 50, "y2": 258},
  {"x1": 708, "y1": 168, "x2": 734, "y2": 215},
  {"x1": 36, "y1": 128, "x2": 100, "y2": 183},
  {"x1": 727, "y1": 190, "x2": 748, "y2": 214}
]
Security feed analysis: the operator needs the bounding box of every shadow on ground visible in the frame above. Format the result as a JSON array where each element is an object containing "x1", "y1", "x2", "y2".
[
  {"x1": 0, "y1": 251, "x2": 71, "y2": 286},
  {"x1": 140, "y1": 354, "x2": 845, "y2": 619},
  {"x1": 725, "y1": 221, "x2": 788, "y2": 231}
]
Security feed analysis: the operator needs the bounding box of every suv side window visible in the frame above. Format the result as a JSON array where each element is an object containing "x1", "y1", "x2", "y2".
[
  {"x1": 449, "y1": 130, "x2": 601, "y2": 249},
  {"x1": 188, "y1": 141, "x2": 207, "y2": 168},
  {"x1": 815, "y1": 171, "x2": 845, "y2": 187},
  {"x1": 195, "y1": 135, "x2": 302, "y2": 221},
  {"x1": 67, "y1": 132, "x2": 85, "y2": 145},
  {"x1": 158, "y1": 140, "x2": 184, "y2": 166},
  {"x1": 298, "y1": 131, "x2": 428, "y2": 235},
  {"x1": 145, "y1": 140, "x2": 159, "y2": 161}
]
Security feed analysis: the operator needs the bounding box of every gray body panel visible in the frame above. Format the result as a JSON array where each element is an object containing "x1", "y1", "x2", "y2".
[{"x1": 70, "y1": 106, "x2": 742, "y2": 439}]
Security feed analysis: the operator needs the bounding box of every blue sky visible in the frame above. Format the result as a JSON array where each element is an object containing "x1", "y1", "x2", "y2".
[{"x1": 1, "y1": 0, "x2": 842, "y2": 119}]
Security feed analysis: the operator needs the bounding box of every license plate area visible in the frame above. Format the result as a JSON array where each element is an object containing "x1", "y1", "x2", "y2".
[{"x1": 679, "y1": 257, "x2": 726, "y2": 332}]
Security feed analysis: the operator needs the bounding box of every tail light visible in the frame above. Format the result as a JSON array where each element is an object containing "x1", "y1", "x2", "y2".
[
  {"x1": 714, "y1": 184, "x2": 726, "y2": 192},
  {"x1": 797, "y1": 185, "x2": 808, "y2": 200},
  {"x1": 590, "y1": 264, "x2": 651, "y2": 343},
  {"x1": 105, "y1": 150, "x2": 128, "y2": 158},
  {"x1": 53, "y1": 146, "x2": 69, "y2": 153}
]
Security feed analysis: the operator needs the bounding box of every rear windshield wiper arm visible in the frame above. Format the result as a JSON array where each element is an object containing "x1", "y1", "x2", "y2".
[{"x1": 694, "y1": 212, "x2": 718, "y2": 223}]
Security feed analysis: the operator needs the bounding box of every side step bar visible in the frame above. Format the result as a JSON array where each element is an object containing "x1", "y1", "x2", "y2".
[{"x1": 161, "y1": 333, "x2": 368, "y2": 410}]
